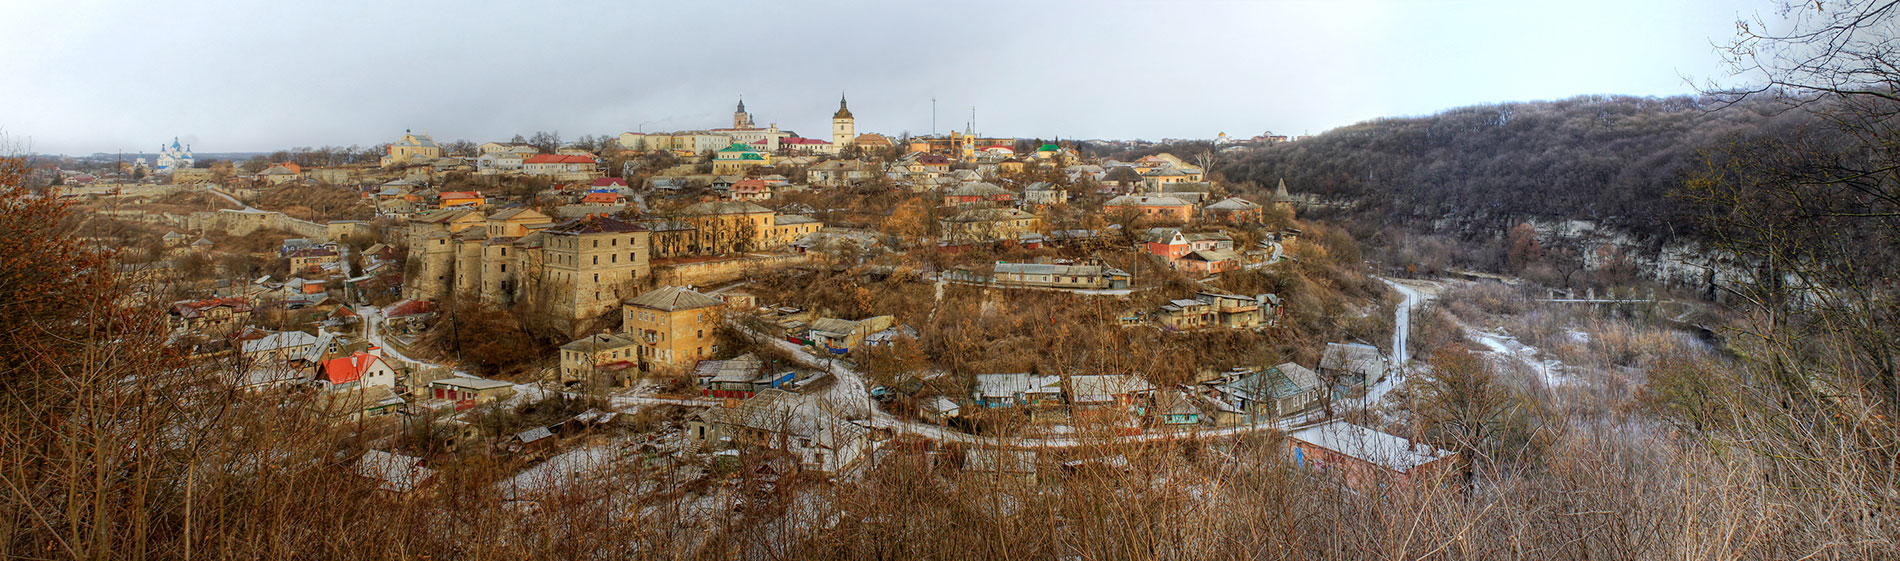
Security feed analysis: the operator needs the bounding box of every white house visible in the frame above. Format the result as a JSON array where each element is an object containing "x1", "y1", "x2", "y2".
[
  {"x1": 477, "y1": 152, "x2": 529, "y2": 175},
  {"x1": 316, "y1": 350, "x2": 398, "y2": 389}
]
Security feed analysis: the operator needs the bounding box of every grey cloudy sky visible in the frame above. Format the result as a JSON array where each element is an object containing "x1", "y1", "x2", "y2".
[{"x1": 1, "y1": 0, "x2": 1761, "y2": 155}]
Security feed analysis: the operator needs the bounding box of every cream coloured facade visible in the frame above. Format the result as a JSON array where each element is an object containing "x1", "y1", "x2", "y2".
[
  {"x1": 675, "y1": 201, "x2": 823, "y2": 254},
  {"x1": 404, "y1": 208, "x2": 651, "y2": 331},
  {"x1": 621, "y1": 286, "x2": 724, "y2": 372},
  {"x1": 939, "y1": 207, "x2": 1042, "y2": 243},
  {"x1": 832, "y1": 95, "x2": 855, "y2": 153},
  {"x1": 559, "y1": 333, "x2": 639, "y2": 386},
  {"x1": 381, "y1": 131, "x2": 441, "y2": 167}
]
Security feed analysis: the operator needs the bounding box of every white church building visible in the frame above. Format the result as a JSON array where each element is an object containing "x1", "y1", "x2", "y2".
[{"x1": 155, "y1": 137, "x2": 194, "y2": 174}]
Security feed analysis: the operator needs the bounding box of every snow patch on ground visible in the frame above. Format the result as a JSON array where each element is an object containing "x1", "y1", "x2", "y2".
[
  {"x1": 1467, "y1": 328, "x2": 1568, "y2": 388},
  {"x1": 499, "y1": 443, "x2": 622, "y2": 500}
]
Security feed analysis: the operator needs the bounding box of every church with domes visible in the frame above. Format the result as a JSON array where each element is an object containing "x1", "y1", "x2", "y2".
[{"x1": 155, "y1": 137, "x2": 193, "y2": 174}]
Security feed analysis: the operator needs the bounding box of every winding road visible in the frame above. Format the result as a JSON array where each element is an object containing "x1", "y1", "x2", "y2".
[
  {"x1": 728, "y1": 321, "x2": 1335, "y2": 449},
  {"x1": 388, "y1": 274, "x2": 1436, "y2": 448},
  {"x1": 1369, "y1": 277, "x2": 1435, "y2": 403},
  {"x1": 205, "y1": 187, "x2": 255, "y2": 210}
]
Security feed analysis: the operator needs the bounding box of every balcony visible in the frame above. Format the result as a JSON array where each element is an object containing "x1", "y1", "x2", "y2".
[{"x1": 1214, "y1": 301, "x2": 1258, "y2": 313}]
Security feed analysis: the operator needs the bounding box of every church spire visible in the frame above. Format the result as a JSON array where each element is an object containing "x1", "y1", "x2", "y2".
[
  {"x1": 733, "y1": 96, "x2": 752, "y2": 128},
  {"x1": 833, "y1": 92, "x2": 853, "y2": 120}
]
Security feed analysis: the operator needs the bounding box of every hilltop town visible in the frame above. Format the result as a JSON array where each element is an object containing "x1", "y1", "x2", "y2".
[
  {"x1": 44, "y1": 96, "x2": 1431, "y2": 487},
  {"x1": 13, "y1": 0, "x2": 1900, "y2": 557},
  {"x1": 28, "y1": 88, "x2": 1765, "y2": 558}
]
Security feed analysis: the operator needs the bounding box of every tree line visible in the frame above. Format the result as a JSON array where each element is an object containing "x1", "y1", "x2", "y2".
[{"x1": 1220, "y1": 94, "x2": 1817, "y2": 241}]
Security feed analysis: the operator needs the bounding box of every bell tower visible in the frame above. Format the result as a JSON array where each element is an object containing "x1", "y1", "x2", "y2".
[
  {"x1": 831, "y1": 93, "x2": 855, "y2": 152},
  {"x1": 733, "y1": 97, "x2": 753, "y2": 129}
]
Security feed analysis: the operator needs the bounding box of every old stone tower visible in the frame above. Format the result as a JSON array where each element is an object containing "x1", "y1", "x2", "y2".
[
  {"x1": 832, "y1": 94, "x2": 855, "y2": 149},
  {"x1": 733, "y1": 97, "x2": 753, "y2": 129}
]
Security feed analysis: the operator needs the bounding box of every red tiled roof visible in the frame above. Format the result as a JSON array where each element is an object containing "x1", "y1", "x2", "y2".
[
  {"x1": 781, "y1": 137, "x2": 832, "y2": 145},
  {"x1": 319, "y1": 352, "x2": 383, "y2": 385},
  {"x1": 524, "y1": 154, "x2": 596, "y2": 164},
  {"x1": 581, "y1": 192, "x2": 624, "y2": 203},
  {"x1": 592, "y1": 177, "x2": 628, "y2": 187},
  {"x1": 439, "y1": 191, "x2": 482, "y2": 200}
]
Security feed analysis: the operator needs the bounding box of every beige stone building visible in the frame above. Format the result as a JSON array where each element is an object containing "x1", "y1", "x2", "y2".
[
  {"x1": 404, "y1": 209, "x2": 486, "y2": 301},
  {"x1": 939, "y1": 207, "x2": 1042, "y2": 243},
  {"x1": 536, "y1": 216, "x2": 652, "y2": 322},
  {"x1": 621, "y1": 286, "x2": 723, "y2": 372},
  {"x1": 559, "y1": 333, "x2": 639, "y2": 386},
  {"x1": 675, "y1": 201, "x2": 824, "y2": 254},
  {"x1": 381, "y1": 131, "x2": 442, "y2": 168},
  {"x1": 404, "y1": 208, "x2": 653, "y2": 330}
]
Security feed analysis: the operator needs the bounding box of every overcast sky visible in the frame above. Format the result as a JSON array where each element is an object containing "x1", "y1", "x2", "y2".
[{"x1": 1, "y1": 0, "x2": 1764, "y2": 155}]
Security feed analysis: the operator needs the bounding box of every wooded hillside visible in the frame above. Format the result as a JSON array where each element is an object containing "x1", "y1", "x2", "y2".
[{"x1": 1222, "y1": 95, "x2": 1811, "y2": 238}]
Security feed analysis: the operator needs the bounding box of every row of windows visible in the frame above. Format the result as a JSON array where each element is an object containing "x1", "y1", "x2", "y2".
[{"x1": 589, "y1": 236, "x2": 639, "y2": 248}]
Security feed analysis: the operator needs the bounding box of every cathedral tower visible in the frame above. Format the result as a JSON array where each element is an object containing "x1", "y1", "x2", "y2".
[
  {"x1": 831, "y1": 94, "x2": 855, "y2": 152},
  {"x1": 733, "y1": 97, "x2": 753, "y2": 129}
]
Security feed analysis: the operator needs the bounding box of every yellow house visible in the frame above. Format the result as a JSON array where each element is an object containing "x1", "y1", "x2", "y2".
[
  {"x1": 381, "y1": 131, "x2": 442, "y2": 168},
  {"x1": 261, "y1": 165, "x2": 301, "y2": 185},
  {"x1": 559, "y1": 333, "x2": 640, "y2": 386},
  {"x1": 288, "y1": 248, "x2": 340, "y2": 272},
  {"x1": 711, "y1": 143, "x2": 770, "y2": 175},
  {"x1": 938, "y1": 207, "x2": 1042, "y2": 243},
  {"x1": 622, "y1": 286, "x2": 725, "y2": 373},
  {"x1": 484, "y1": 207, "x2": 552, "y2": 238},
  {"x1": 678, "y1": 201, "x2": 776, "y2": 254}
]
